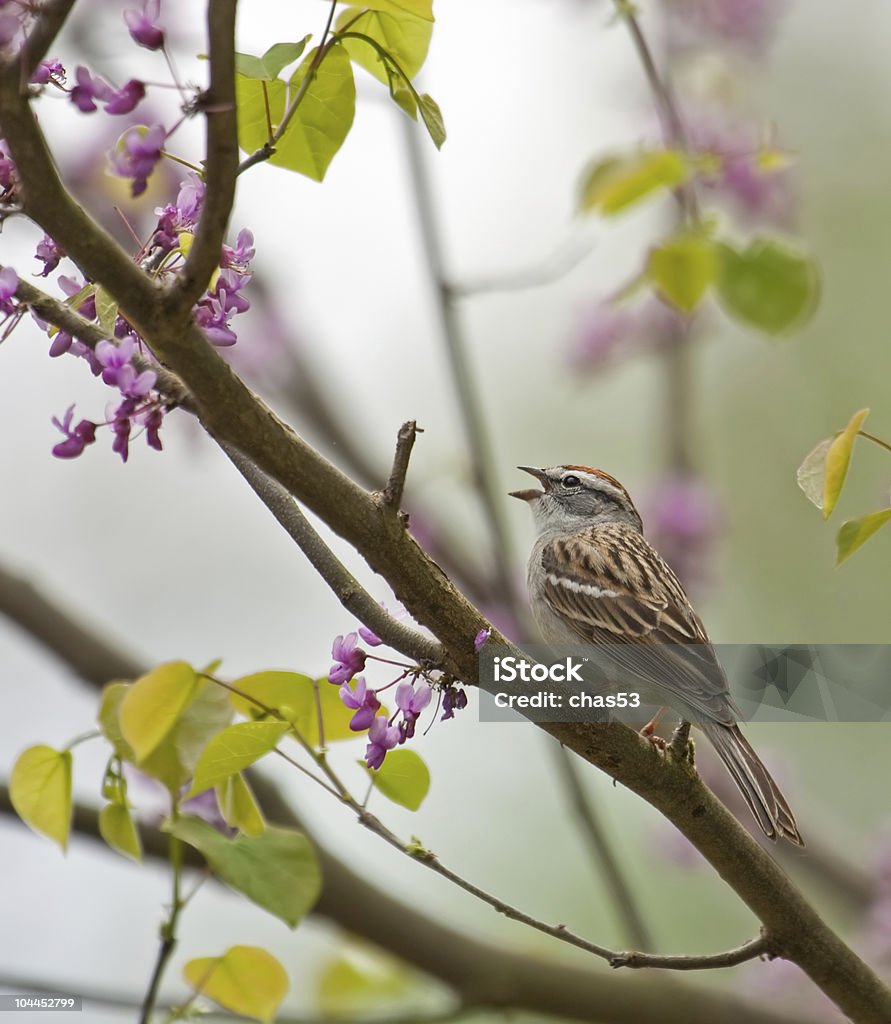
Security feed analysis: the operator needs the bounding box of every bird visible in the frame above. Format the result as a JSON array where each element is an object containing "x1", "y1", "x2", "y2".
[{"x1": 510, "y1": 463, "x2": 803, "y2": 846}]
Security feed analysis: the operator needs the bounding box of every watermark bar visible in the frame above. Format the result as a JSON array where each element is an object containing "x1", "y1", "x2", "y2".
[
  {"x1": 0, "y1": 996, "x2": 82, "y2": 1011},
  {"x1": 478, "y1": 644, "x2": 891, "y2": 724}
]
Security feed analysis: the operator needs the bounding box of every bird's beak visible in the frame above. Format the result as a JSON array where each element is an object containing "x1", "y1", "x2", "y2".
[{"x1": 509, "y1": 466, "x2": 548, "y2": 502}]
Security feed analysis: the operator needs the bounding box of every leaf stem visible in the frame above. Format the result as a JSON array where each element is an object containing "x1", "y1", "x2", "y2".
[
  {"x1": 139, "y1": 816, "x2": 185, "y2": 1024},
  {"x1": 857, "y1": 429, "x2": 891, "y2": 455}
]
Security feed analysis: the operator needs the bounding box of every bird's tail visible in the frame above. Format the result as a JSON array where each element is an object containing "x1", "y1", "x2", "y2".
[{"x1": 700, "y1": 721, "x2": 804, "y2": 846}]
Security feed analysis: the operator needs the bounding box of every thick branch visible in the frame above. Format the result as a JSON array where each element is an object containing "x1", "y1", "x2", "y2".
[{"x1": 170, "y1": 1, "x2": 239, "y2": 309}]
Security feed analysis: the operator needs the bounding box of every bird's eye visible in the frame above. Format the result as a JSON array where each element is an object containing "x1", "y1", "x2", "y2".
[{"x1": 562, "y1": 475, "x2": 581, "y2": 488}]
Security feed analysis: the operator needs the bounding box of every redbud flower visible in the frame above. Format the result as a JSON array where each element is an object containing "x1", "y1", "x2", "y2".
[
  {"x1": 328, "y1": 632, "x2": 366, "y2": 684},
  {"x1": 365, "y1": 716, "x2": 400, "y2": 770},
  {"x1": 124, "y1": 0, "x2": 165, "y2": 50},
  {"x1": 31, "y1": 58, "x2": 65, "y2": 87},
  {"x1": 358, "y1": 625, "x2": 383, "y2": 647},
  {"x1": 0, "y1": 265, "x2": 17, "y2": 316},
  {"x1": 34, "y1": 234, "x2": 64, "y2": 276},
  {"x1": 339, "y1": 676, "x2": 381, "y2": 731},
  {"x1": 109, "y1": 124, "x2": 166, "y2": 197},
  {"x1": 396, "y1": 681, "x2": 433, "y2": 740},
  {"x1": 474, "y1": 628, "x2": 490, "y2": 652},
  {"x1": 51, "y1": 405, "x2": 97, "y2": 459}
]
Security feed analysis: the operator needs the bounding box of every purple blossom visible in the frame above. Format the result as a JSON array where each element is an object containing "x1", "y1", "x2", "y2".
[
  {"x1": 365, "y1": 715, "x2": 400, "y2": 770},
  {"x1": 143, "y1": 406, "x2": 164, "y2": 451},
  {"x1": 31, "y1": 58, "x2": 65, "y2": 87},
  {"x1": 193, "y1": 268, "x2": 251, "y2": 347},
  {"x1": 0, "y1": 265, "x2": 17, "y2": 315},
  {"x1": 221, "y1": 229, "x2": 256, "y2": 269},
  {"x1": 51, "y1": 405, "x2": 97, "y2": 459},
  {"x1": 124, "y1": 0, "x2": 165, "y2": 50},
  {"x1": 104, "y1": 79, "x2": 146, "y2": 116},
  {"x1": 474, "y1": 628, "x2": 490, "y2": 652},
  {"x1": 69, "y1": 66, "x2": 113, "y2": 112},
  {"x1": 328, "y1": 632, "x2": 366, "y2": 684},
  {"x1": 441, "y1": 685, "x2": 468, "y2": 721},
  {"x1": 34, "y1": 234, "x2": 64, "y2": 276},
  {"x1": 339, "y1": 676, "x2": 381, "y2": 732},
  {"x1": 58, "y1": 274, "x2": 96, "y2": 321},
  {"x1": 152, "y1": 174, "x2": 205, "y2": 250},
  {"x1": 358, "y1": 625, "x2": 383, "y2": 647},
  {"x1": 48, "y1": 330, "x2": 73, "y2": 357},
  {"x1": 109, "y1": 124, "x2": 166, "y2": 197},
  {"x1": 95, "y1": 335, "x2": 157, "y2": 397},
  {"x1": 0, "y1": 139, "x2": 15, "y2": 190},
  {"x1": 395, "y1": 682, "x2": 433, "y2": 740},
  {"x1": 643, "y1": 475, "x2": 723, "y2": 594}
]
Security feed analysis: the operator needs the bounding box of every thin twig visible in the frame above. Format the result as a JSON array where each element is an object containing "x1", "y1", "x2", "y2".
[
  {"x1": 609, "y1": 935, "x2": 770, "y2": 971},
  {"x1": 382, "y1": 420, "x2": 420, "y2": 509},
  {"x1": 552, "y1": 746, "x2": 654, "y2": 951},
  {"x1": 171, "y1": 0, "x2": 239, "y2": 309},
  {"x1": 219, "y1": 440, "x2": 443, "y2": 666},
  {"x1": 139, "y1": 828, "x2": 184, "y2": 1024}
]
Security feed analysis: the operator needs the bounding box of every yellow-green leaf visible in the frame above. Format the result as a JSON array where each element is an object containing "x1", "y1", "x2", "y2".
[
  {"x1": 647, "y1": 233, "x2": 716, "y2": 312},
  {"x1": 338, "y1": 9, "x2": 432, "y2": 84},
  {"x1": 236, "y1": 46, "x2": 356, "y2": 182},
  {"x1": 167, "y1": 817, "x2": 322, "y2": 927},
  {"x1": 187, "y1": 720, "x2": 290, "y2": 797},
  {"x1": 316, "y1": 953, "x2": 412, "y2": 1015},
  {"x1": 95, "y1": 288, "x2": 118, "y2": 337},
  {"x1": 10, "y1": 745, "x2": 72, "y2": 851},
  {"x1": 578, "y1": 150, "x2": 688, "y2": 216},
  {"x1": 98, "y1": 682, "x2": 136, "y2": 761},
  {"x1": 235, "y1": 38, "x2": 310, "y2": 81},
  {"x1": 715, "y1": 238, "x2": 820, "y2": 336},
  {"x1": 796, "y1": 437, "x2": 833, "y2": 510},
  {"x1": 836, "y1": 508, "x2": 891, "y2": 565},
  {"x1": 343, "y1": 0, "x2": 433, "y2": 20},
  {"x1": 363, "y1": 748, "x2": 429, "y2": 810},
  {"x1": 216, "y1": 773, "x2": 266, "y2": 837},
  {"x1": 228, "y1": 670, "x2": 316, "y2": 722},
  {"x1": 98, "y1": 802, "x2": 142, "y2": 861},
  {"x1": 119, "y1": 661, "x2": 198, "y2": 761},
  {"x1": 184, "y1": 945, "x2": 289, "y2": 1023},
  {"x1": 823, "y1": 408, "x2": 869, "y2": 520},
  {"x1": 417, "y1": 93, "x2": 446, "y2": 149}
]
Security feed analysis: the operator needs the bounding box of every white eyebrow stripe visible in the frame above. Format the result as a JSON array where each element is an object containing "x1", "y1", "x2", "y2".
[{"x1": 548, "y1": 573, "x2": 619, "y2": 598}]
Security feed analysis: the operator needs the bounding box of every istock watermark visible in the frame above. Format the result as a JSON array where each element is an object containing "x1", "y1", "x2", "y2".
[{"x1": 477, "y1": 644, "x2": 891, "y2": 725}]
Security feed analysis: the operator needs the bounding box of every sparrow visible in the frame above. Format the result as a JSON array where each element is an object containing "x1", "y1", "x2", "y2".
[{"x1": 510, "y1": 464, "x2": 803, "y2": 845}]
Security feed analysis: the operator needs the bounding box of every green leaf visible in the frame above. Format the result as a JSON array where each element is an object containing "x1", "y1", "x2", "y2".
[
  {"x1": 95, "y1": 288, "x2": 118, "y2": 337},
  {"x1": 10, "y1": 745, "x2": 72, "y2": 851},
  {"x1": 417, "y1": 93, "x2": 446, "y2": 150},
  {"x1": 837, "y1": 509, "x2": 891, "y2": 565},
  {"x1": 823, "y1": 408, "x2": 870, "y2": 520},
  {"x1": 216, "y1": 773, "x2": 266, "y2": 837},
  {"x1": 796, "y1": 437, "x2": 833, "y2": 510},
  {"x1": 346, "y1": 0, "x2": 433, "y2": 20},
  {"x1": 236, "y1": 45, "x2": 356, "y2": 181},
  {"x1": 647, "y1": 233, "x2": 716, "y2": 312},
  {"x1": 168, "y1": 817, "x2": 322, "y2": 927},
  {"x1": 184, "y1": 945, "x2": 289, "y2": 1023},
  {"x1": 118, "y1": 661, "x2": 198, "y2": 761},
  {"x1": 316, "y1": 954, "x2": 413, "y2": 1015},
  {"x1": 363, "y1": 748, "x2": 430, "y2": 810},
  {"x1": 715, "y1": 238, "x2": 820, "y2": 335},
  {"x1": 235, "y1": 39, "x2": 311, "y2": 80},
  {"x1": 228, "y1": 670, "x2": 316, "y2": 722},
  {"x1": 98, "y1": 802, "x2": 142, "y2": 861},
  {"x1": 187, "y1": 720, "x2": 290, "y2": 797},
  {"x1": 384, "y1": 60, "x2": 417, "y2": 118},
  {"x1": 139, "y1": 679, "x2": 233, "y2": 794},
  {"x1": 578, "y1": 150, "x2": 688, "y2": 216},
  {"x1": 338, "y1": 9, "x2": 432, "y2": 84},
  {"x1": 98, "y1": 682, "x2": 136, "y2": 761}
]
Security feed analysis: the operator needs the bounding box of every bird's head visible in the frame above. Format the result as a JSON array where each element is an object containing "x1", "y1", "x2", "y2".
[{"x1": 509, "y1": 465, "x2": 643, "y2": 534}]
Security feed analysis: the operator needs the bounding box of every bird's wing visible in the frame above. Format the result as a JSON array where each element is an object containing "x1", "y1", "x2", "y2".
[{"x1": 539, "y1": 527, "x2": 737, "y2": 724}]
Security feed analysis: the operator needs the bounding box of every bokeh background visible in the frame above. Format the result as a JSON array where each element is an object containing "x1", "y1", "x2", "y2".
[{"x1": 1, "y1": 0, "x2": 890, "y2": 1021}]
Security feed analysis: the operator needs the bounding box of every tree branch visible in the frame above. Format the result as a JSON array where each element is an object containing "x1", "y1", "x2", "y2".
[
  {"x1": 382, "y1": 420, "x2": 419, "y2": 510},
  {"x1": 609, "y1": 936, "x2": 770, "y2": 971},
  {"x1": 169, "y1": 0, "x2": 239, "y2": 310}
]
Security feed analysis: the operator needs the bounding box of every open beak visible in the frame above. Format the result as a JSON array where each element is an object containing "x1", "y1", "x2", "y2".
[{"x1": 509, "y1": 466, "x2": 548, "y2": 502}]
